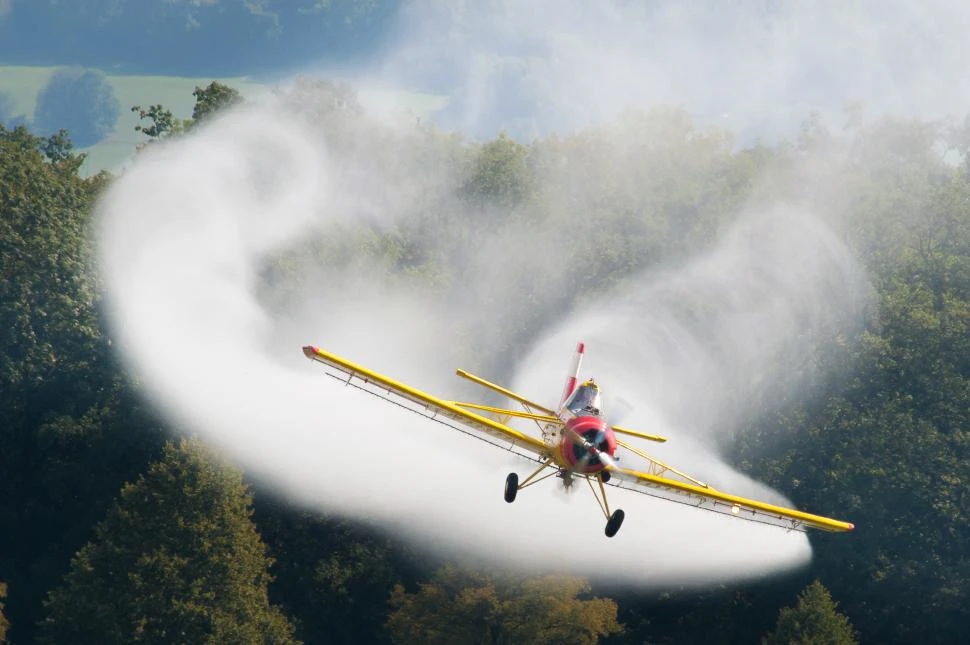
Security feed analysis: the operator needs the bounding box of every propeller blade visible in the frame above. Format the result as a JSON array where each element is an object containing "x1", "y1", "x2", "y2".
[
  {"x1": 596, "y1": 451, "x2": 618, "y2": 470},
  {"x1": 566, "y1": 425, "x2": 617, "y2": 471}
]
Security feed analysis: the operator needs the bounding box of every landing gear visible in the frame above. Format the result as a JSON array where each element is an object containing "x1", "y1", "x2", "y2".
[
  {"x1": 504, "y1": 473, "x2": 519, "y2": 503},
  {"x1": 586, "y1": 472, "x2": 624, "y2": 537},
  {"x1": 504, "y1": 458, "x2": 557, "y2": 504},
  {"x1": 605, "y1": 509, "x2": 625, "y2": 538}
]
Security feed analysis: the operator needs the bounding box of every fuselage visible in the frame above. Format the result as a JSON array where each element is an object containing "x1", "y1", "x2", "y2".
[{"x1": 551, "y1": 379, "x2": 617, "y2": 474}]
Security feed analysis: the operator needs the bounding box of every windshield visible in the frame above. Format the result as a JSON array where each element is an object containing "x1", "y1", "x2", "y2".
[{"x1": 566, "y1": 382, "x2": 603, "y2": 417}]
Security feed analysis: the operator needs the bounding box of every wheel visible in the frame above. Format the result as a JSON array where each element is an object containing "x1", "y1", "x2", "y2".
[
  {"x1": 600, "y1": 470, "x2": 611, "y2": 484},
  {"x1": 605, "y1": 509, "x2": 625, "y2": 537},
  {"x1": 504, "y1": 472, "x2": 519, "y2": 503}
]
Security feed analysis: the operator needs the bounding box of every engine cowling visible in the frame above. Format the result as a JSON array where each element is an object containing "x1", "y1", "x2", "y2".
[{"x1": 560, "y1": 416, "x2": 616, "y2": 473}]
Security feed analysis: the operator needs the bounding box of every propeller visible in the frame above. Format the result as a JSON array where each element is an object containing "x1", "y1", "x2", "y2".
[{"x1": 566, "y1": 425, "x2": 617, "y2": 471}]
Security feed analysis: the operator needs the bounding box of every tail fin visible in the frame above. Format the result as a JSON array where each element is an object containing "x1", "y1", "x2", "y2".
[{"x1": 557, "y1": 341, "x2": 585, "y2": 408}]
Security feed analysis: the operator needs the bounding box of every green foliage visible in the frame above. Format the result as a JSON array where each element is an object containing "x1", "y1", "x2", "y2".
[
  {"x1": 462, "y1": 132, "x2": 533, "y2": 210},
  {"x1": 254, "y1": 503, "x2": 407, "y2": 645},
  {"x1": 732, "y1": 114, "x2": 970, "y2": 644},
  {"x1": 191, "y1": 81, "x2": 243, "y2": 123},
  {"x1": 32, "y1": 67, "x2": 120, "y2": 147},
  {"x1": 131, "y1": 103, "x2": 187, "y2": 140},
  {"x1": 39, "y1": 438, "x2": 299, "y2": 644},
  {"x1": 38, "y1": 128, "x2": 78, "y2": 164},
  {"x1": 0, "y1": 122, "x2": 99, "y2": 418},
  {"x1": 132, "y1": 80, "x2": 242, "y2": 145},
  {"x1": 763, "y1": 580, "x2": 857, "y2": 645},
  {"x1": 0, "y1": 123, "x2": 169, "y2": 643},
  {"x1": 386, "y1": 565, "x2": 622, "y2": 645},
  {"x1": 0, "y1": 119, "x2": 178, "y2": 643}
]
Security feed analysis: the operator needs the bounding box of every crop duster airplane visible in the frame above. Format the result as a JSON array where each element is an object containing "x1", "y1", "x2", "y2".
[{"x1": 303, "y1": 342, "x2": 854, "y2": 537}]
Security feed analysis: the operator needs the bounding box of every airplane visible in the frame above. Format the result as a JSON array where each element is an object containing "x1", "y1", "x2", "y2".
[{"x1": 302, "y1": 342, "x2": 854, "y2": 537}]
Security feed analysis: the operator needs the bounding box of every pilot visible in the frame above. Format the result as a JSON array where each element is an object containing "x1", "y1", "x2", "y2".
[{"x1": 567, "y1": 378, "x2": 602, "y2": 417}]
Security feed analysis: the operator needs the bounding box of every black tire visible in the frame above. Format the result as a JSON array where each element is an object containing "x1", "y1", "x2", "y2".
[
  {"x1": 600, "y1": 470, "x2": 611, "y2": 484},
  {"x1": 605, "y1": 509, "x2": 625, "y2": 537},
  {"x1": 504, "y1": 473, "x2": 519, "y2": 503}
]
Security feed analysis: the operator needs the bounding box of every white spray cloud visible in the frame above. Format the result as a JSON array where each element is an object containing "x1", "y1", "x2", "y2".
[
  {"x1": 97, "y1": 107, "x2": 861, "y2": 585},
  {"x1": 383, "y1": 0, "x2": 970, "y2": 138},
  {"x1": 96, "y1": 1, "x2": 896, "y2": 586},
  {"x1": 514, "y1": 208, "x2": 868, "y2": 491}
]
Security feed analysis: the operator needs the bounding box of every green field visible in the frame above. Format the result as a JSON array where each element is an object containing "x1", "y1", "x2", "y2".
[
  {"x1": 1, "y1": 66, "x2": 262, "y2": 175},
  {"x1": 0, "y1": 65, "x2": 446, "y2": 176}
]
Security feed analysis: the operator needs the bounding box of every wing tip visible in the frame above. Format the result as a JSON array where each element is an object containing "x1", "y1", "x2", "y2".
[
  {"x1": 822, "y1": 520, "x2": 854, "y2": 532},
  {"x1": 302, "y1": 345, "x2": 319, "y2": 359}
]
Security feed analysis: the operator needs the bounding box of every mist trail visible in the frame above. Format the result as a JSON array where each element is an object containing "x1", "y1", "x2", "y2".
[
  {"x1": 91, "y1": 0, "x2": 921, "y2": 585},
  {"x1": 97, "y1": 94, "x2": 871, "y2": 586}
]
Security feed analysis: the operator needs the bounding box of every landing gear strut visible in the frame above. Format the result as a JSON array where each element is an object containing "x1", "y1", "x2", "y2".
[
  {"x1": 503, "y1": 458, "x2": 557, "y2": 504},
  {"x1": 588, "y1": 472, "x2": 625, "y2": 538}
]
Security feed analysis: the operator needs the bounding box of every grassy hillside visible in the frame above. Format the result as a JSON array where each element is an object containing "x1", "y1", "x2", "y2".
[{"x1": 0, "y1": 66, "x2": 446, "y2": 176}]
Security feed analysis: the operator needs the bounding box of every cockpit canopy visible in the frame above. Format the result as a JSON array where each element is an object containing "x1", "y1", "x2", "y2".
[{"x1": 565, "y1": 379, "x2": 603, "y2": 417}]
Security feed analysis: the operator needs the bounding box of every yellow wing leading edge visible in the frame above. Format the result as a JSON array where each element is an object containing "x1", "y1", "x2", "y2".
[
  {"x1": 302, "y1": 345, "x2": 854, "y2": 533},
  {"x1": 302, "y1": 345, "x2": 547, "y2": 458}
]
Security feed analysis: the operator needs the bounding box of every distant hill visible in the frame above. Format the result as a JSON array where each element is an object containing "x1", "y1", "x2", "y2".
[{"x1": 0, "y1": 0, "x2": 399, "y2": 76}]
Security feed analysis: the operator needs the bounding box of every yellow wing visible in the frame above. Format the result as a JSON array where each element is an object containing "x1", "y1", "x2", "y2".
[
  {"x1": 303, "y1": 344, "x2": 853, "y2": 533},
  {"x1": 611, "y1": 425, "x2": 667, "y2": 443},
  {"x1": 609, "y1": 439, "x2": 854, "y2": 532},
  {"x1": 302, "y1": 345, "x2": 548, "y2": 460}
]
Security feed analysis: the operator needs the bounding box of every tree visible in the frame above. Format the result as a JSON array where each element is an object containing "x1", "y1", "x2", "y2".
[
  {"x1": 762, "y1": 580, "x2": 857, "y2": 645},
  {"x1": 32, "y1": 67, "x2": 120, "y2": 147},
  {"x1": 132, "y1": 81, "x2": 242, "y2": 146},
  {"x1": 253, "y1": 503, "x2": 408, "y2": 645},
  {"x1": 131, "y1": 103, "x2": 187, "y2": 141},
  {"x1": 0, "y1": 124, "x2": 169, "y2": 642},
  {"x1": 386, "y1": 565, "x2": 622, "y2": 645},
  {"x1": 39, "y1": 438, "x2": 298, "y2": 644},
  {"x1": 191, "y1": 81, "x2": 243, "y2": 124},
  {"x1": 461, "y1": 132, "x2": 533, "y2": 211}
]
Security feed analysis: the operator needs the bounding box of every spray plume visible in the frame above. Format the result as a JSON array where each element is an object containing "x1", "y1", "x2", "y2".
[
  {"x1": 94, "y1": 0, "x2": 939, "y2": 585},
  {"x1": 383, "y1": 0, "x2": 970, "y2": 139}
]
